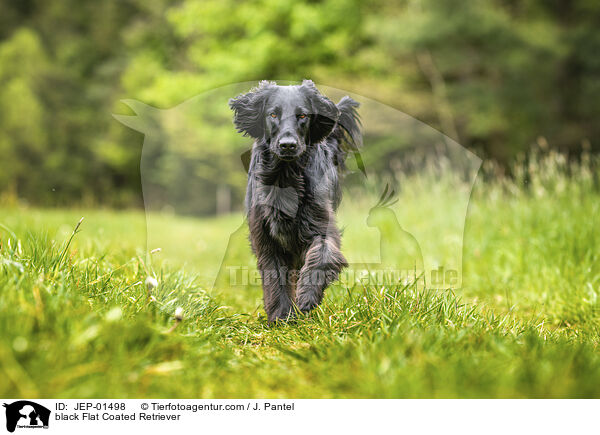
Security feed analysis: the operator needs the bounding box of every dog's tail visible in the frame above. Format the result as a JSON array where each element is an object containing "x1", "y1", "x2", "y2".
[{"x1": 331, "y1": 96, "x2": 363, "y2": 173}]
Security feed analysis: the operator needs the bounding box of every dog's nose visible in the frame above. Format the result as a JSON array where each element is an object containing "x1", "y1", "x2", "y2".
[{"x1": 279, "y1": 139, "x2": 297, "y2": 151}]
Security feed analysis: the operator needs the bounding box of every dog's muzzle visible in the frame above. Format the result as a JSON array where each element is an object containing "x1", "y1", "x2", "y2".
[{"x1": 277, "y1": 138, "x2": 301, "y2": 160}]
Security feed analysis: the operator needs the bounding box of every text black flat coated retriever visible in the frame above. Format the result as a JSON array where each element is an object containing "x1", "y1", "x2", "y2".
[{"x1": 230, "y1": 80, "x2": 361, "y2": 323}]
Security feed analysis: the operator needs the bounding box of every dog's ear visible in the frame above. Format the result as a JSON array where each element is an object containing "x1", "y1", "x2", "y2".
[
  {"x1": 229, "y1": 81, "x2": 274, "y2": 139},
  {"x1": 301, "y1": 79, "x2": 340, "y2": 144}
]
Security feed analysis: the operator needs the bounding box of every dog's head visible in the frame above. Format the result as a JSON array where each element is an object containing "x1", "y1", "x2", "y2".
[{"x1": 229, "y1": 80, "x2": 339, "y2": 161}]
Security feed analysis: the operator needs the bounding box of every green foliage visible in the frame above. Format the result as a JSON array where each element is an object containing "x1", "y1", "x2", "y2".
[
  {"x1": 0, "y1": 29, "x2": 47, "y2": 196},
  {"x1": 1, "y1": 0, "x2": 599, "y2": 208}
]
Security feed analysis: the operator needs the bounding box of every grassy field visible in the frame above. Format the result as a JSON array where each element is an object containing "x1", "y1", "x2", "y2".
[{"x1": 2, "y1": 153, "x2": 600, "y2": 398}]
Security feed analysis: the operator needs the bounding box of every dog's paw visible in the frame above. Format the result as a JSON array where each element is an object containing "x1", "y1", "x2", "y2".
[
  {"x1": 268, "y1": 306, "x2": 295, "y2": 324},
  {"x1": 295, "y1": 292, "x2": 319, "y2": 313}
]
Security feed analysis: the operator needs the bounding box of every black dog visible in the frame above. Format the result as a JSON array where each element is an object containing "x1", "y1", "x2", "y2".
[{"x1": 229, "y1": 80, "x2": 361, "y2": 323}]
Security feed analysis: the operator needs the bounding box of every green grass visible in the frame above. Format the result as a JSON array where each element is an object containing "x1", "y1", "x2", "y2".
[{"x1": 2, "y1": 153, "x2": 600, "y2": 398}]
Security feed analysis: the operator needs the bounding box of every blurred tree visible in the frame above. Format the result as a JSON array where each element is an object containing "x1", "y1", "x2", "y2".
[
  {"x1": 0, "y1": 0, "x2": 598, "y2": 210},
  {"x1": 0, "y1": 29, "x2": 48, "y2": 199}
]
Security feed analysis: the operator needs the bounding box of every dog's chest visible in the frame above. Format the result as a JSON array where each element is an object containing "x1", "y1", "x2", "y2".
[
  {"x1": 255, "y1": 182, "x2": 305, "y2": 250},
  {"x1": 267, "y1": 212, "x2": 298, "y2": 250}
]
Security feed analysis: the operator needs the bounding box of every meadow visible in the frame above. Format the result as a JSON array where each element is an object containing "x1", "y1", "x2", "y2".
[{"x1": 1, "y1": 152, "x2": 600, "y2": 398}]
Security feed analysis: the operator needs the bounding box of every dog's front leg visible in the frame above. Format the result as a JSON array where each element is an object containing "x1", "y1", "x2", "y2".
[
  {"x1": 296, "y1": 235, "x2": 347, "y2": 313},
  {"x1": 257, "y1": 253, "x2": 294, "y2": 323}
]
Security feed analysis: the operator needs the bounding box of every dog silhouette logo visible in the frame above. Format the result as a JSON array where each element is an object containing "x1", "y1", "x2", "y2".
[
  {"x1": 115, "y1": 81, "x2": 481, "y2": 305},
  {"x1": 3, "y1": 401, "x2": 50, "y2": 433}
]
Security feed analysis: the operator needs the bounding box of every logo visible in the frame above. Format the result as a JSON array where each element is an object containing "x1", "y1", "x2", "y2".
[
  {"x1": 3, "y1": 401, "x2": 50, "y2": 433},
  {"x1": 114, "y1": 81, "x2": 481, "y2": 316}
]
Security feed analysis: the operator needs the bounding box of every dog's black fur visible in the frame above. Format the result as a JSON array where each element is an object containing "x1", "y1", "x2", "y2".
[{"x1": 229, "y1": 80, "x2": 361, "y2": 323}]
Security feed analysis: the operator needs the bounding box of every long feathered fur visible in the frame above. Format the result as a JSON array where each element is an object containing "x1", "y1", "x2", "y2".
[
  {"x1": 330, "y1": 95, "x2": 362, "y2": 171},
  {"x1": 230, "y1": 80, "x2": 362, "y2": 323}
]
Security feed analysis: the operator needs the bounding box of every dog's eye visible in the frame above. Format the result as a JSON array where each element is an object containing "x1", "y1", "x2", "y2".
[
  {"x1": 298, "y1": 114, "x2": 306, "y2": 119},
  {"x1": 270, "y1": 113, "x2": 277, "y2": 118}
]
